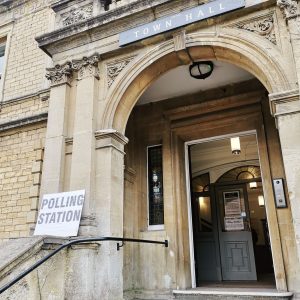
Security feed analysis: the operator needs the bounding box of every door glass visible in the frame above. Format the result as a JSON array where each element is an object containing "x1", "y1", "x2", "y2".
[{"x1": 198, "y1": 196, "x2": 213, "y2": 232}]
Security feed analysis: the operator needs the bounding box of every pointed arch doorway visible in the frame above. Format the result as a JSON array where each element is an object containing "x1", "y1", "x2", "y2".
[{"x1": 187, "y1": 132, "x2": 275, "y2": 286}]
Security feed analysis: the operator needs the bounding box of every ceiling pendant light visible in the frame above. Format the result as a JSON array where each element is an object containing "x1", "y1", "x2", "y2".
[
  {"x1": 189, "y1": 61, "x2": 214, "y2": 80},
  {"x1": 230, "y1": 137, "x2": 241, "y2": 155}
]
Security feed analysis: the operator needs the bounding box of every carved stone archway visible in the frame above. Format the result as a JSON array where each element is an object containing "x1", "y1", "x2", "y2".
[{"x1": 101, "y1": 30, "x2": 296, "y2": 134}]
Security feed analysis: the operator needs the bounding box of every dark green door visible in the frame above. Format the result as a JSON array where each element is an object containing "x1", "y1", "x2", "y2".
[
  {"x1": 192, "y1": 184, "x2": 257, "y2": 283},
  {"x1": 215, "y1": 184, "x2": 257, "y2": 281}
]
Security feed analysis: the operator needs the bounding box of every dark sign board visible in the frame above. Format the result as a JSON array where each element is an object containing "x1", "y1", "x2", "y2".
[{"x1": 119, "y1": 0, "x2": 245, "y2": 46}]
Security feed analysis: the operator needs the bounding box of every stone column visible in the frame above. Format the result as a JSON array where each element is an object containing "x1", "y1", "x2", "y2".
[
  {"x1": 64, "y1": 55, "x2": 100, "y2": 299},
  {"x1": 93, "y1": 129, "x2": 128, "y2": 300},
  {"x1": 269, "y1": 89, "x2": 300, "y2": 260},
  {"x1": 41, "y1": 62, "x2": 72, "y2": 195}
]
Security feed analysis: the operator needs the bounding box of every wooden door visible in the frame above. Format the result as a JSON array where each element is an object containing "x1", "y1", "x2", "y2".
[{"x1": 215, "y1": 184, "x2": 257, "y2": 281}]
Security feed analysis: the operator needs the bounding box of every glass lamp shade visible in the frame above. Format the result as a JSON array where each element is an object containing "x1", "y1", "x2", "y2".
[
  {"x1": 230, "y1": 137, "x2": 241, "y2": 155},
  {"x1": 249, "y1": 182, "x2": 257, "y2": 189},
  {"x1": 189, "y1": 61, "x2": 214, "y2": 79}
]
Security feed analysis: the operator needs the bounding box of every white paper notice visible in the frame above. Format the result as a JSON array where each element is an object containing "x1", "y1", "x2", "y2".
[{"x1": 34, "y1": 190, "x2": 85, "y2": 237}]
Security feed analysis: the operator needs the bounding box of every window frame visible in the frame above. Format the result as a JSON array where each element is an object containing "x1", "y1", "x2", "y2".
[
  {"x1": 146, "y1": 144, "x2": 165, "y2": 231},
  {"x1": 0, "y1": 26, "x2": 12, "y2": 103}
]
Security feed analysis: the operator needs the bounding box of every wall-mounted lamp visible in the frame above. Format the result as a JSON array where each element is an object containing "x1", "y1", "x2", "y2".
[
  {"x1": 189, "y1": 61, "x2": 214, "y2": 80},
  {"x1": 258, "y1": 195, "x2": 265, "y2": 207},
  {"x1": 230, "y1": 137, "x2": 241, "y2": 155},
  {"x1": 249, "y1": 182, "x2": 257, "y2": 189}
]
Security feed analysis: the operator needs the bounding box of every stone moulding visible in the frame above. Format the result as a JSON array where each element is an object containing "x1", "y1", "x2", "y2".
[
  {"x1": 94, "y1": 128, "x2": 128, "y2": 145},
  {"x1": 0, "y1": 112, "x2": 48, "y2": 132},
  {"x1": 236, "y1": 14, "x2": 277, "y2": 45},
  {"x1": 106, "y1": 56, "x2": 135, "y2": 87},
  {"x1": 269, "y1": 88, "x2": 300, "y2": 116},
  {"x1": 94, "y1": 129, "x2": 128, "y2": 155},
  {"x1": 277, "y1": 0, "x2": 299, "y2": 19}
]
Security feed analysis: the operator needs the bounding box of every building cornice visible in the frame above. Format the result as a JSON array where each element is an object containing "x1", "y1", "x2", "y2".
[{"x1": 36, "y1": 0, "x2": 274, "y2": 58}]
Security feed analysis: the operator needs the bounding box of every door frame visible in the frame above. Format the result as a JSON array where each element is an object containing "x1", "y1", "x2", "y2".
[{"x1": 184, "y1": 129, "x2": 286, "y2": 289}]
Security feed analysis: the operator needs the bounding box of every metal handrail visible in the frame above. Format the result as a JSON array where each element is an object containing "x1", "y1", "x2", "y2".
[{"x1": 0, "y1": 236, "x2": 168, "y2": 294}]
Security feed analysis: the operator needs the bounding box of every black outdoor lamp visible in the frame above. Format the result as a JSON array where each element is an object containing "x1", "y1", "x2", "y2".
[{"x1": 189, "y1": 61, "x2": 214, "y2": 80}]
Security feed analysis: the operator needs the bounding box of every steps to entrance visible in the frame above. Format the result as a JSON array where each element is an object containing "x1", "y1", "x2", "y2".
[{"x1": 173, "y1": 289, "x2": 293, "y2": 300}]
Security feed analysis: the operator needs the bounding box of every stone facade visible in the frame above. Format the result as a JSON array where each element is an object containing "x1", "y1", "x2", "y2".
[{"x1": 0, "y1": 0, "x2": 300, "y2": 299}]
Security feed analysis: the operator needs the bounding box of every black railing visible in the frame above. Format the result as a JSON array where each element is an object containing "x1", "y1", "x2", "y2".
[{"x1": 0, "y1": 236, "x2": 168, "y2": 294}]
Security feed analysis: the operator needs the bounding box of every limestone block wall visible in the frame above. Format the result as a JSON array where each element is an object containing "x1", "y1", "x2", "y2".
[
  {"x1": 0, "y1": 0, "x2": 52, "y2": 241},
  {"x1": 0, "y1": 122, "x2": 46, "y2": 240},
  {"x1": 0, "y1": 0, "x2": 54, "y2": 102}
]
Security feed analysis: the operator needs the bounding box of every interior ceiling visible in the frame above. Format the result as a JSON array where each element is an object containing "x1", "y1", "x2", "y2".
[
  {"x1": 138, "y1": 60, "x2": 255, "y2": 105},
  {"x1": 190, "y1": 135, "x2": 259, "y2": 176}
]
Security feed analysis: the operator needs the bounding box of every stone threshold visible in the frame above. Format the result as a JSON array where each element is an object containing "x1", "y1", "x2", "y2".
[{"x1": 173, "y1": 289, "x2": 293, "y2": 298}]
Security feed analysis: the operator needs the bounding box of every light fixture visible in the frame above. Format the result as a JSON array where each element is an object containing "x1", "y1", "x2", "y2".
[
  {"x1": 230, "y1": 137, "x2": 241, "y2": 155},
  {"x1": 249, "y1": 182, "x2": 257, "y2": 189},
  {"x1": 199, "y1": 196, "x2": 205, "y2": 207},
  {"x1": 189, "y1": 61, "x2": 214, "y2": 80},
  {"x1": 258, "y1": 195, "x2": 265, "y2": 207}
]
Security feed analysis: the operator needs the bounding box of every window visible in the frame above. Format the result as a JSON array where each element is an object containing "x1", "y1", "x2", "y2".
[
  {"x1": 147, "y1": 145, "x2": 164, "y2": 228},
  {"x1": 0, "y1": 41, "x2": 6, "y2": 80}
]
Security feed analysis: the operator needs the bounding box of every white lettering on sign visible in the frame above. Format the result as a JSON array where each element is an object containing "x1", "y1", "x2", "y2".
[
  {"x1": 119, "y1": 0, "x2": 245, "y2": 46},
  {"x1": 34, "y1": 190, "x2": 85, "y2": 237}
]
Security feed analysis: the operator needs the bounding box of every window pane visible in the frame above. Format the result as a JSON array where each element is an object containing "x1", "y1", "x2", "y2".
[
  {"x1": 148, "y1": 146, "x2": 164, "y2": 226},
  {"x1": 0, "y1": 44, "x2": 5, "y2": 77}
]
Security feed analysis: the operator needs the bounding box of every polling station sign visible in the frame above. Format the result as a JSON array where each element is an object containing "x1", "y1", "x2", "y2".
[{"x1": 34, "y1": 190, "x2": 85, "y2": 237}]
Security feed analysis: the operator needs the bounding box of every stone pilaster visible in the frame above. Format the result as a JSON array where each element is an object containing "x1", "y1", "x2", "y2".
[
  {"x1": 269, "y1": 89, "x2": 300, "y2": 260},
  {"x1": 64, "y1": 54, "x2": 101, "y2": 299},
  {"x1": 93, "y1": 129, "x2": 128, "y2": 300},
  {"x1": 40, "y1": 62, "x2": 72, "y2": 195}
]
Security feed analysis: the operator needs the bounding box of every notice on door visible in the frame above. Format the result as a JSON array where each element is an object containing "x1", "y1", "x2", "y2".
[
  {"x1": 223, "y1": 191, "x2": 241, "y2": 215},
  {"x1": 34, "y1": 190, "x2": 85, "y2": 237},
  {"x1": 224, "y1": 216, "x2": 244, "y2": 231}
]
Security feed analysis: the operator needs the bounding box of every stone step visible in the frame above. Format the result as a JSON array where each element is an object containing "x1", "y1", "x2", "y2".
[{"x1": 173, "y1": 289, "x2": 293, "y2": 300}]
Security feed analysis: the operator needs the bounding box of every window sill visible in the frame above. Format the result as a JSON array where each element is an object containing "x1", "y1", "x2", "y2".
[{"x1": 147, "y1": 225, "x2": 165, "y2": 231}]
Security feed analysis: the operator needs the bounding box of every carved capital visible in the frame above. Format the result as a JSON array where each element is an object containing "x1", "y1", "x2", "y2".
[
  {"x1": 45, "y1": 62, "x2": 72, "y2": 86},
  {"x1": 72, "y1": 54, "x2": 100, "y2": 80},
  {"x1": 277, "y1": 0, "x2": 299, "y2": 19}
]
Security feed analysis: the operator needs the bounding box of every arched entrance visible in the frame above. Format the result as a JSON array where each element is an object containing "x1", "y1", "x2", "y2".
[
  {"x1": 105, "y1": 33, "x2": 295, "y2": 294},
  {"x1": 101, "y1": 31, "x2": 295, "y2": 133}
]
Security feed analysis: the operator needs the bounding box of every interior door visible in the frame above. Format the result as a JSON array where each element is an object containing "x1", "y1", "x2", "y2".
[{"x1": 215, "y1": 184, "x2": 257, "y2": 281}]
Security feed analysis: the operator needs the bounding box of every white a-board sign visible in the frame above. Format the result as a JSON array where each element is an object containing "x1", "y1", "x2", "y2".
[{"x1": 34, "y1": 190, "x2": 85, "y2": 237}]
